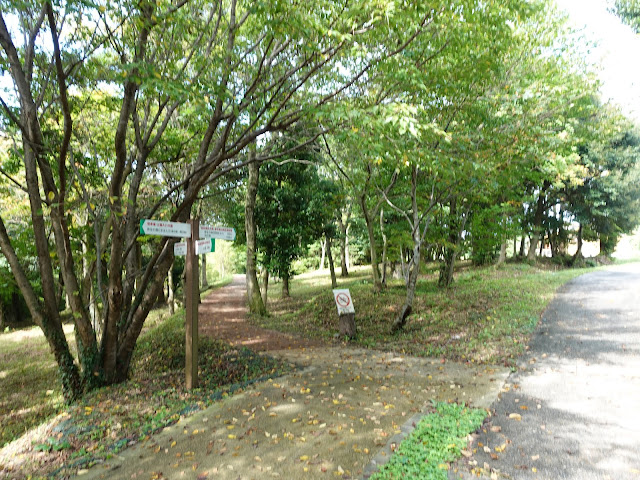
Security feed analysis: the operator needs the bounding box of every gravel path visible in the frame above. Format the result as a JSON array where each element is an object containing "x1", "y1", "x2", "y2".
[{"x1": 453, "y1": 263, "x2": 640, "y2": 480}]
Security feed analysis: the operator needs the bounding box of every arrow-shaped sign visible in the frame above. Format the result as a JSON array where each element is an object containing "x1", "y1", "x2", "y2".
[
  {"x1": 195, "y1": 238, "x2": 215, "y2": 255},
  {"x1": 140, "y1": 219, "x2": 191, "y2": 238},
  {"x1": 199, "y1": 224, "x2": 236, "y2": 241}
]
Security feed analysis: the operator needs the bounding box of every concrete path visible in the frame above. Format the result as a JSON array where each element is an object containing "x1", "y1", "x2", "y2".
[{"x1": 453, "y1": 263, "x2": 640, "y2": 480}]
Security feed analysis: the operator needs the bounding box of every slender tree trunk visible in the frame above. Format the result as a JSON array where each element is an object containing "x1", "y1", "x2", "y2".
[
  {"x1": 394, "y1": 235, "x2": 420, "y2": 332},
  {"x1": 497, "y1": 212, "x2": 509, "y2": 265},
  {"x1": 327, "y1": 236, "x2": 337, "y2": 289},
  {"x1": 393, "y1": 165, "x2": 428, "y2": 331},
  {"x1": 539, "y1": 233, "x2": 544, "y2": 256},
  {"x1": 571, "y1": 223, "x2": 583, "y2": 265},
  {"x1": 359, "y1": 194, "x2": 382, "y2": 291},
  {"x1": 337, "y1": 212, "x2": 349, "y2": 277},
  {"x1": 319, "y1": 238, "x2": 326, "y2": 270},
  {"x1": 519, "y1": 236, "x2": 526, "y2": 257},
  {"x1": 282, "y1": 273, "x2": 290, "y2": 298},
  {"x1": 439, "y1": 197, "x2": 458, "y2": 287},
  {"x1": 262, "y1": 268, "x2": 269, "y2": 308},
  {"x1": 345, "y1": 224, "x2": 351, "y2": 271},
  {"x1": 167, "y1": 260, "x2": 175, "y2": 315},
  {"x1": 245, "y1": 158, "x2": 266, "y2": 315},
  {"x1": 497, "y1": 241, "x2": 507, "y2": 265},
  {"x1": 527, "y1": 183, "x2": 548, "y2": 261},
  {"x1": 201, "y1": 254, "x2": 208, "y2": 288},
  {"x1": 380, "y1": 208, "x2": 388, "y2": 286}
]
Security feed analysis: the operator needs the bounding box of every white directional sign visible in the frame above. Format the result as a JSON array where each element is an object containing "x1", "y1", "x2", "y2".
[
  {"x1": 174, "y1": 241, "x2": 187, "y2": 256},
  {"x1": 195, "y1": 239, "x2": 215, "y2": 255},
  {"x1": 140, "y1": 219, "x2": 191, "y2": 238},
  {"x1": 333, "y1": 289, "x2": 355, "y2": 315},
  {"x1": 199, "y1": 224, "x2": 236, "y2": 241}
]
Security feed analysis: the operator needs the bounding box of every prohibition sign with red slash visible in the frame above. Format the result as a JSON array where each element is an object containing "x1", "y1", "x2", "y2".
[{"x1": 336, "y1": 292, "x2": 351, "y2": 308}]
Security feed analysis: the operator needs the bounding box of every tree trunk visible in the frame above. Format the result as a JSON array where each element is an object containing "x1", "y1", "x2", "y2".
[
  {"x1": 337, "y1": 212, "x2": 349, "y2": 277},
  {"x1": 439, "y1": 197, "x2": 458, "y2": 287},
  {"x1": 571, "y1": 223, "x2": 583, "y2": 265},
  {"x1": 393, "y1": 237, "x2": 420, "y2": 332},
  {"x1": 393, "y1": 165, "x2": 427, "y2": 331},
  {"x1": 519, "y1": 236, "x2": 526, "y2": 257},
  {"x1": 167, "y1": 261, "x2": 175, "y2": 315},
  {"x1": 359, "y1": 194, "x2": 382, "y2": 291},
  {"x1": 201, "y1": 254, "x2": 208, "y2": 288},
  {"x1": 262, "y1": 268, "x2": 269, "y2": 308},
  {"x1": 339, "y1": 313, "x2": 356, "y2": 339},
  {"x1": 282, "y1": 273, "x2": 290, "y2": 298},
  {"x1": 380, "y1": 208, "x2": 388, "y2": 286},
  {"x1": 539, "y1": 233, "x2": 544, "y2": 256},
  {"x1": 327, "y1": 235, "x2": 338, "y2": 289},
  {"x1": 497, "y1": 240, "x2": 507, "y2": 265},
  {"x1": 527, "y1": 183, "x2": 548, "y2": 261},
  {"x1": 319, "y1": 237, "x2": 326, "y2": 270},
  {"x1": 245, "y1": 158, "x2": 266, "y2": 315}
]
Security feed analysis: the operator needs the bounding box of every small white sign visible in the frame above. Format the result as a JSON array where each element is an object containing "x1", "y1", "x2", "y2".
[
  {"x1": 195, "y1": 239, "x2": 215, "y2": 255},
  {"x1": 199, "y1": 224, "x2": 236, "y2": 241},
  {"x1": 140, "y1": 219, "x2": 191, "y2": 238},
  {"x1": 333, "y1": 289, "x2": 355, "y2": 315},
  {"x1": 174, "y1": 241, "x2": 187, "y2": 256}
]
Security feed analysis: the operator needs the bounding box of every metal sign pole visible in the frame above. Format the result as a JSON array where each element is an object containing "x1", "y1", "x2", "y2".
[{"x1": 185, "y1": 218, "x2": 200, "y2": 389}]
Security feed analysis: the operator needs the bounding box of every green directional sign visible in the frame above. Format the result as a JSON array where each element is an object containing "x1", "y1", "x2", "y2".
[
  {"x1": 195, "y1": 238, "x2": 215, "y2": 255},
  {"x1": 139, "y1": 219, "x2": 191, "y2": 238}
]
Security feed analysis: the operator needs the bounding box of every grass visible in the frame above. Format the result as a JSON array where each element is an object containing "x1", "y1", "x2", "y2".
[
  {"x1": 0, "y1": 279, "x2": 291, "y2": 479},
  {"x1": 0, "y1": 326, "x2": 69, "y2": 448},
  {"x1": 252, "y1": 262, "x2": 592, "y2": 366},
  {"x1": 370, "y1": 402, "x2": 486, "y2": 480}
]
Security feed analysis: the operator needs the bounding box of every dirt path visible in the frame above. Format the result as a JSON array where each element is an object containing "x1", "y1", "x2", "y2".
[
  {"x1": 199, "y1": 274, "x2": 322, "y2": 351},
  {"x1": 77, "y1": 277, "x2": 510, "y2": 480}
]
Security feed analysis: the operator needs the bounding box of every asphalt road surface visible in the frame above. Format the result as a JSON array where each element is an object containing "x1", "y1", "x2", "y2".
[{"x1": 454, "y1": 263, "x2": 640, "y2": 480}]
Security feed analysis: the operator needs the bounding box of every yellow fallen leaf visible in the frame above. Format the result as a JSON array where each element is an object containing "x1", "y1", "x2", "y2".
[
  {"x1": 509, "y1": 413, "x2": 522, "y2": 421},
  {"x1": 228, "y1": 434, "x2": 236, "y2": 439},
  {"x1": 300, "y1": 455, "x2": 309, "y2": 461}
]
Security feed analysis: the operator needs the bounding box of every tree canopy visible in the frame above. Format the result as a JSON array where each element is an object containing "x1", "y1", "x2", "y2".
[{"x1": 0, "y1": 0, "x2": 638, "y2": 400}]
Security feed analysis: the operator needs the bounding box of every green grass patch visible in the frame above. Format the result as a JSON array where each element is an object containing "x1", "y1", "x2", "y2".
[
  {"x1": 370, "y1": 402, "x2": 486, "y2": 480},
  {"x1": 252, "y1": 263, "x2": 591, "y2": 365},
  {"x1": 0, "y1": 326, "x2": 68, "y2": 447}
]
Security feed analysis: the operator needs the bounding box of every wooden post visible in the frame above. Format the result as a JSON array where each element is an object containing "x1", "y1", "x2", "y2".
[
  {"x1": 339, "y1": 312, "x2": 357, "y2": 338},
  {"x1": 185, "y1": 218, "x2": 199, "y2": 389}
]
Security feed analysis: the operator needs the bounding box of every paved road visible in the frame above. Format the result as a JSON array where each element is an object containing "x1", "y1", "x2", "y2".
[{"x1": 454, "y1": 263, "x2": 640, "y2": 480}]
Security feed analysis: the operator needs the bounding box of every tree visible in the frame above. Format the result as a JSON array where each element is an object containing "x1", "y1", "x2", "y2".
[
  {"x1": 0, "y1": 0, "x2": 436, "y2": 400},
  {"x1": 256, "y1": 151, "x2": 337, "y2": 299},
  {"x1": 614, "y1": 0, "x2": 640, "y2": 32}
]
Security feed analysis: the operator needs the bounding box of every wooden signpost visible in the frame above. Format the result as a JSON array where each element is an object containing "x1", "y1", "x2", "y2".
[{"x1": 140, "y1": 219, "x2": 234, "y2": 389}]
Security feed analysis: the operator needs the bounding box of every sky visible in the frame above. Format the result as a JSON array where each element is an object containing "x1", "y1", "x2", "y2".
[{"x1": 556, "y1": 0, "x2": 640, "y2": 122}]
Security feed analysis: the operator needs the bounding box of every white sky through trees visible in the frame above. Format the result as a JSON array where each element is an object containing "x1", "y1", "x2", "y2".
[{"x1": 557, "y1": 0, "x2": 640, "y2": 122}]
